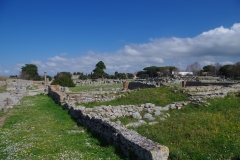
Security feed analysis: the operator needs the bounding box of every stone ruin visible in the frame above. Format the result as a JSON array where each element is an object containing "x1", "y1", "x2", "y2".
[
  {"x1": 0, "y1": 79, "x2": 46, "y2": 111},
  {"x1": 48, "y1": 85, "x2": 169, "y2": 160},
  {"x1": 74, "y1": 79, "x2": 124, "y2": 86}
]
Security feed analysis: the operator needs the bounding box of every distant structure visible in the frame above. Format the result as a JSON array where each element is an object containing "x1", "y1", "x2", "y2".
[
  {"x1": 44, "y1": 72, "x2": 47, "y2": 85},
  {"x1": 178, "y1": 72, "x2": 193, "y2": 76}
]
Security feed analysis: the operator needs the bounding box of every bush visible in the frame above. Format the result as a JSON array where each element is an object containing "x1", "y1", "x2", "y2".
[{"x1": 51, "y1": 75, "x2": 75, "y2": 87}]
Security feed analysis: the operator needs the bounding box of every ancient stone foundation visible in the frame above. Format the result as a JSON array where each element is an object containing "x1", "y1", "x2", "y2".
[
  {"x1": 182, "y1": 81, "x2": 236, "y2": 87},
  {"x1": 127, "y1": 82, "x2": 157, "y2": 90},
  {"x1": 48, "y1": 86, "x2": 169, "y2": 160}
]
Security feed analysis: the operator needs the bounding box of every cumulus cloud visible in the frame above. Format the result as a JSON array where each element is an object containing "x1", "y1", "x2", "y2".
[{"x1": 10, "y1": 23, "x2": 240, "y2": 76}]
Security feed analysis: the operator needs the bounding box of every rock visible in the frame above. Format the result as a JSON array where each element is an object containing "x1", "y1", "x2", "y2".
[
  {"x1": 169, "y1": 103, "x2": 175, "y2": 109},
  {"x1": 160, "y1": 117, "x2": 166, "y2": 121},
  {"x1": 146, "y1": 108, "x2": 153, "y2": 113},
  {"x1": 143, "y1": 113, "x2": 155, "y2": 121},
  {"x1": 149, "y1": 121, "x2": 158, "y2": 125},
  {"x1": 116, "y1": 119, "x2": 121, "y2": 125},
  {"x1": 132, "y1": 112, "x2": 142, "y2": 119},
  {"x1": 154, "y1": 110, "x2": 162, "y2": 116},
  {"x1": 126, "y1": 120, "x2": 146, "y2": 128}
]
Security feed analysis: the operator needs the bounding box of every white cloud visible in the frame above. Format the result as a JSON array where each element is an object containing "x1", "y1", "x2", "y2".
[
  {"x1": 6, "y1": 23, "x2": 240, "y2": 76},
  {"x1": 48, "y1": 56, "x2": 68, "y2": 62},
  {"x1": 220, "y1": 61, "x2": 234, "y2": 66}
]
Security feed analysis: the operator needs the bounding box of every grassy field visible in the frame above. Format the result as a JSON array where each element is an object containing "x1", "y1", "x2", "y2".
[
  {"x1": 0, "y1": 95, "x2": 125, "y2": 160},
  {"x1": 130, "y1": 94, "x2": 240, "y2": 159},
  {"x1": 69, "y1": 84, "x2": 123, "y2": 93},
  {"x1": 79, "y1": 87, "x2": 188, "y2": 108},
  {"x1": 74, "y1": 85, "x2": 240, "y2": 159}
]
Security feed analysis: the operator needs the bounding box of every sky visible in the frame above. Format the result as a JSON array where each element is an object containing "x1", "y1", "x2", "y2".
[{"x1": 0, "y1": 0, "x2": 240, "y2": 76}]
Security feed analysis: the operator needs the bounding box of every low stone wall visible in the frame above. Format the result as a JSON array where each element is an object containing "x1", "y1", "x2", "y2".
[
  {"x1": 48, "y1": 86, "x2": 169, "y2": 160},
  {"x1": 182, "y1": 81, "x2": 235, "y2": 87},
  {"x1": 127, "y1": 82, "x2": 157, "y2": 90}
]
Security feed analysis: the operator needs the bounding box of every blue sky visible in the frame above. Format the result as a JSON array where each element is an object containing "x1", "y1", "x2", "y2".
[{"x1": 0, "y1": 0, "x2": 240, "y2": 76}]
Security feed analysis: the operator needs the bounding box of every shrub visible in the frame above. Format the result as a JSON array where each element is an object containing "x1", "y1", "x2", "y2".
[{"x1": 51, "y1": 75, "x2": 75, "y2": 87}]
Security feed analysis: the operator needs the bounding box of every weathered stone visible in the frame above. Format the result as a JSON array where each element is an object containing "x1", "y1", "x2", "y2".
[
  {"x1": 154, "y1": 110, "x2": 162, "y2": 116},
  {"x1": 143, "y1": 113, "x2": 155, "y2": 121},
  {"x1": 132, "y1": 112, "x2": 142, "y2": 119}
]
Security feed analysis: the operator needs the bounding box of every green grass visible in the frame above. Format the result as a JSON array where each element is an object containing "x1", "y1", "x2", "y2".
[
  {"x1": 0, "y1": 94, "x2": 125, "y2": 160},
  {"x1": 80, "y1": 87, "x2": 188, "y2": 108},
  {"x1": 132, "y1": 94, "x2": 240, "y2": 160},
  {"x1": 0, "y1": 85, "x2": 6, "y2": 93},
  {"x1": 69, "y1": 84, "x2": 123, "y2": 93}
]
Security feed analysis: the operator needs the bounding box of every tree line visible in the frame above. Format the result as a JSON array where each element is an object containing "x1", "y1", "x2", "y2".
[
  {"x1": 11, "y1": 60, "x2": 240, "y2": 87},
  {"x1": 186, "y1": 61, "x2": 240, "y2": 79}
]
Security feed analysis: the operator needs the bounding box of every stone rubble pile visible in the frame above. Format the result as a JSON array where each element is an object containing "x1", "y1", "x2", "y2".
[
  {"x1": 184, "y1": 83, "x2": 240, "y2": 106},
  {"x1": 0, "y1": 81, "x2": 6, "y2": 86},
  {"x1": 67, "y1": 88, "x2": 126, "y2": 104},
  {"x1": 74, "y1": 79, "x2": 124, "y2": 86}
]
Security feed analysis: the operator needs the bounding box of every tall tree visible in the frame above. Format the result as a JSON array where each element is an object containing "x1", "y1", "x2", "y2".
[
  {"x1": 219, "y1": 64, "x2": 233, "y2": 78},
  {"x1": 186, "y1": 62, "x2": 201, "y2": 76},
  {"x1": 20, "y1": 64, "x2": 41, "y2": 80},
  {"x1": 203, "y1": 65, "x2": 215, "y2": 76},
  {"x1": 93, "y1": 61, "x2": 106, "y2": 78}
]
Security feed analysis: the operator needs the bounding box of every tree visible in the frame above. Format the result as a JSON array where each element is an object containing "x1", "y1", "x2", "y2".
[
  {"x1": 203, "y1": 65, "x2": 215, "y2": 76},
  {"x1": 93, "y1": 61, "x2": 106, "y2": 78},
  {"x1": 20, "y1": 64, "x2": 41, "y2": 80},
  {"x1": 51, "y1": 72, "x2": 75, "y2": 87},
  {"x1": 114, "y1": 71, "x2": 119, "y2": 79},
  {"x1": 186, "y1": 62, "x2": 201, "y2": 76},
  {"x1": 214, "y1": 63, "x2": 222, "y2": 76},
  {"x1": 219, "y1": 64, "x2": 233, "y2": 78}
]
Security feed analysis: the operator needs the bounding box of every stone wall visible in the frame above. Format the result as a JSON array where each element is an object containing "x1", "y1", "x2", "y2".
[
  {"x1": 182, "y1": 81, "x2": 235, "y2": 87},
  {"x1": 48, "y1": 86, "x2": 169, "y2": 160},
  {"x1": 0, "y1": 81, "x2": 6, "y2": 87},
  {"x1": 127, "y1": 82, "x2": 157, "y2": 90}
]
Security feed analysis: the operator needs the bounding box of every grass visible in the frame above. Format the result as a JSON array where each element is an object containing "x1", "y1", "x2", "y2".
[
  {"x1": 69, "y1": 84, "x2": 122, "y2": 93},
  {"x1": 0, "y1": 94, "x2": 125, "y2": 160},
  {"x1": 0, "y1": 85, "x2": 6, "y2": 93},
  {"x1": 79, "y1": 86, "x2": 188, "y2": 108},
  {"x1": 132, "y1": 94, "x2": 240, "y2": 160}
]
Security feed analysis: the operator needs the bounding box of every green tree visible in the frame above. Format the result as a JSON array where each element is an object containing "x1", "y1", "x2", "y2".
[
  {"x1": 203, "y1": 65, "x2": 215, "y2": 76},
  {"x1": 51, "y1": 72, "x2": 75, "y2": 87},
  {"x1": 219, "y1": 64, "x2": 232, "y2": 78},
  {"x1": 93, "y1": 61, "x2": 106, "y2": 78},
  {"x1": 20, "y1": 64, "x2": 41, "y2": 80},
  {"x1": 114, "y1": 71, "x2": 119, "y2": 79}
]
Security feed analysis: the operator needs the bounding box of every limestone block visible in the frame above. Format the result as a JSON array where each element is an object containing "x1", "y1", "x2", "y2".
[
  {"x1": 154, "y1": 110, "x2": 162, "y2": 116},
  {"x1": 132, "y1": 112, "x2": 142, "y2": 119},
  {"x1": 143, "y1": 113, "x2": 155, "y2": 121}
]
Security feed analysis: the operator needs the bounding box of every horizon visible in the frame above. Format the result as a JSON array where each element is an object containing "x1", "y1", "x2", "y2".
[{"x1": 1, "y1": 0, "x2": 240, "y2": 76}]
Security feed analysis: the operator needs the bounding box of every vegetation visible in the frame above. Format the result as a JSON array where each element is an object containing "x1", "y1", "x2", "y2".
[
  {"x1": 133, "y1": 94, "x2": 240, "y2": 160},
  {"x1": 79, "y1": 87, "x2": 188, "y2": 108},
  {"x1": 20, "y1": 64, "x2": 41, "y2": 80},
  {"x1": 69, "y1": 83, "x2": 122, "y2": 92},
  {"x1": 51, "y1": 72, "x2": 75, "y2": 87},
  {"x1": 72, "y1": 84, "x2": 240, "y2": 159},
  {"x1": 186, "y1": 62, "x2": 201, "y2": 76},
  {"x1": 137, "y1": 66, "x2": 178, "y2": 78},
  {"x1": 0, "y1": 95, "x2": 125, "y2": 159},
  {"x1": 92, "y1": 61, "x2": 106, "y2": 79}
]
